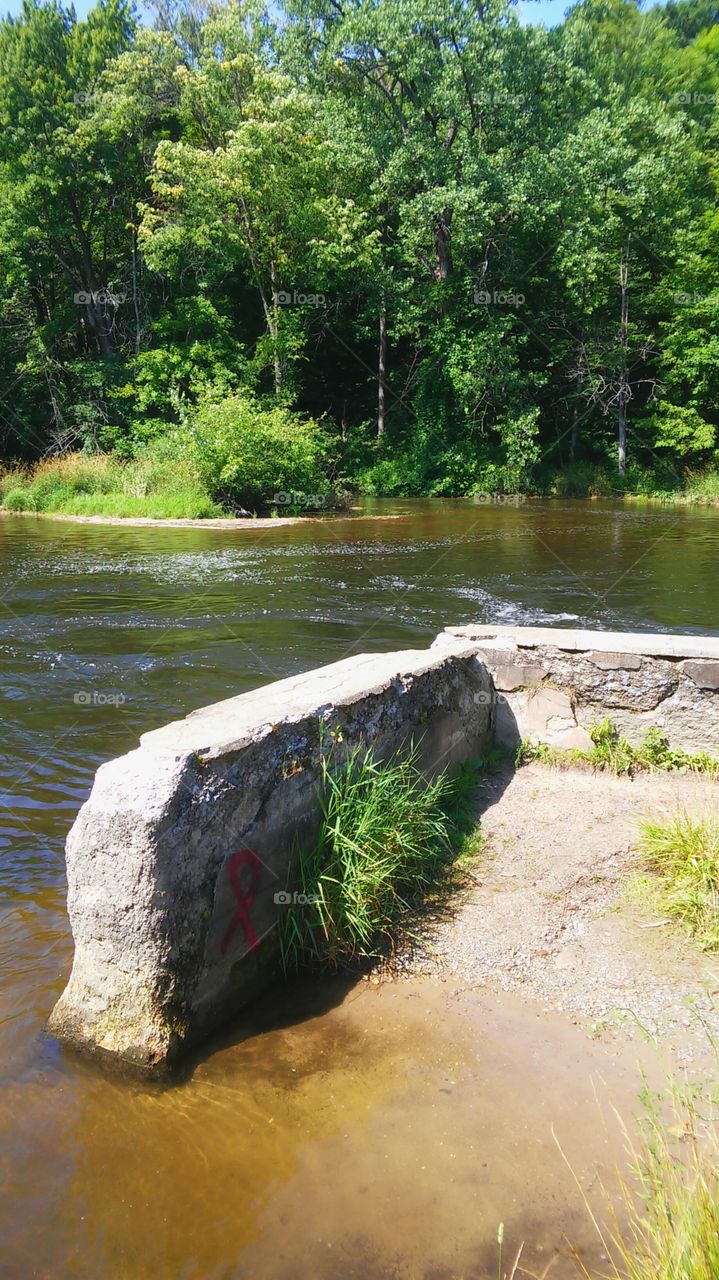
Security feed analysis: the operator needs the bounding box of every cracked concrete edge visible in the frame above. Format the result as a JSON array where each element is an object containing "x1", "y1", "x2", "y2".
[{"x1": 442, "y1": 623, "x2": 719, "y2": 661}]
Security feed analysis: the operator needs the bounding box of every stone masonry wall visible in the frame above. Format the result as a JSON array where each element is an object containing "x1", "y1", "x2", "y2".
[{"x1": 438, "y1": 625, "x2": 719, "y2": 754}]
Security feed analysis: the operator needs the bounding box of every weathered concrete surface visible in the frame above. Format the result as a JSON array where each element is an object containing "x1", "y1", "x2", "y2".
[
  {"x1": 49, "y1": 644, "x2": 494, "y2": 1069},
  {"x1": 438, "y1": 625, "x2": 719, "y2": 753}
]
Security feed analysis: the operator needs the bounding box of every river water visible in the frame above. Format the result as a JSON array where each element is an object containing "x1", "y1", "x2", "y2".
[{"x1": 1, "y1": 498, "x2": 718, "y2": 1279}]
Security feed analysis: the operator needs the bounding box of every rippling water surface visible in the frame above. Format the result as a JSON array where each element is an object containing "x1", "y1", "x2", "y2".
[{"x1": 2, "y1": 498, "x2": 718, "y2": 1278}]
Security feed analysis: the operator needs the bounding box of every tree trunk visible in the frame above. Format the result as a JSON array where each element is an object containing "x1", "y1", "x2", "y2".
[
  {"x1": 617, "y1": 243, "x2": 630, "y2": 476},
  {"x1": 75, "y1": 223, "x2": 115, "y2": 359},
  {"x1": 378, "y1": 304, "x2": 387, "y2": 437},
  {"x1": 617, "y1": 404, "x2": 627, "y2": 476},
  {"x1": 433, "y1": 208, "x2": 453, "y2": 281},
  {"x1": 569, "y1": 372, "x2": 581, "y2": 462},
  {"x1": 269, "y1": 261, "x2": 282, "y2": 395},
  {"x1": 569, "y1": 408, "x2": 579, "y2": 462},
  {"x1": 130, "y1": 221, "x2": 142, "y2": 356}
]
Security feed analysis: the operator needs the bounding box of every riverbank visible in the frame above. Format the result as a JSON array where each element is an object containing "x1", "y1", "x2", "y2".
[
  {"x1": 535, "y1": 461, "x2": 719, "y2": 505},
  {"x1": 4, "y1": 488, "x2": 719, "y2": 525},
  {"x1": 0, "y1": 509, "x2": 307, "y2": 528},
  {"x1": 3, "y1": 451, "x2": 719, "y2": 521}
]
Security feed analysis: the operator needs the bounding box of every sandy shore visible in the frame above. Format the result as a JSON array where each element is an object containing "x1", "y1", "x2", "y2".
[
  {"x1": 0, "y1": 510, "x2": 307, "y2": 529},
  {"x1": 0, "y1": 507, "x2": 410, "y2": 529}
]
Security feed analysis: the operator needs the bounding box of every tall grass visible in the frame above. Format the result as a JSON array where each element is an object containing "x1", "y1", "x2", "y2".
[
  {"x1": 680, "y1": 466, "x2": 719, "y2": 505},
  {"x1": 276, "y1": 745, "x2": 479, "y2": 973},
  {"x1": 637, "y1": 809, "x2": 719, "y2": 951},
  {"x1": 612, "y1": 1080, "x2": 719, "y2": 1280},
  {"x1": 536, "y1": 461, "x2": 719, "y2": 504},
  {"x1": 0, "y1": 448, "x2": 223, "y2": 519},
  {"x1": 538, "y1": 462, "x2": 678, "y2": 500},
  {"x1": 551, "y1": 1069, "x2": 719, "y2": 1280}
]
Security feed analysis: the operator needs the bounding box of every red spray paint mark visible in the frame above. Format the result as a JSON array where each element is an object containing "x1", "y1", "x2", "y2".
[{"x1": 221, "y1": 848, "x2": 262, "y2": 955}]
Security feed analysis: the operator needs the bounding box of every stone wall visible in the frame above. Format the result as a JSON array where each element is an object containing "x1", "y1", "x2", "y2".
[
  {"x1": 438, "y1": 625, "x2": 719, "y2": 754},
  {"x1": 48, "y1": 644, "x2": 494, "y2": 1070}
]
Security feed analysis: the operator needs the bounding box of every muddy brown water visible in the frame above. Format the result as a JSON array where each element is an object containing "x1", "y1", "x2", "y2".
[{"x1": 3, "y1": 497, "x2": 719, "y2": 1279}]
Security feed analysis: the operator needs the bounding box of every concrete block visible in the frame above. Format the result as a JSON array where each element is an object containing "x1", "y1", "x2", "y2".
[{"x1": 49, "y1": 645, "x2": 494, "y2": 1069}]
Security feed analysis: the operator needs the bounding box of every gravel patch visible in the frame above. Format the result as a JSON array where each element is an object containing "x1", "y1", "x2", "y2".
[{"x1": 402, "y1": 763, "x2": 719, "y2": 1060}]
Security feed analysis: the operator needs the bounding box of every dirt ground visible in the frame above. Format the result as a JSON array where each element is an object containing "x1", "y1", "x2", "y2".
[{"x1": 404, "y1": 762, "x2": 719, "y2": 1064}]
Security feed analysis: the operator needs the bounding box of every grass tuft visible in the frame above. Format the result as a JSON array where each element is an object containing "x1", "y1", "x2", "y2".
[
  {"x1": 276, "y1": 745, "x2": 482, "y2": 974},
  {"x1": 0, "y1": 448, "x2": 224, "y2": 519},
  {"x1": 636, "y1": 809, "x2": 719, "y2": 951},
  {"x1": 554, "y1": 1066, "x2": 719, "y2": 1280}
]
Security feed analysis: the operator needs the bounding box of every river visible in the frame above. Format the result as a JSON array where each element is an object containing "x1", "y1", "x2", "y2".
[{"x1": 2, "y1": 497, "x2": 718, "y2": 1278}]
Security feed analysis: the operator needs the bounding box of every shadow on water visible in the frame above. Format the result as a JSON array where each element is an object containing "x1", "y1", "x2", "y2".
[{"x1": 178, "y1": 970, "x2": 363, "y2": 1084}]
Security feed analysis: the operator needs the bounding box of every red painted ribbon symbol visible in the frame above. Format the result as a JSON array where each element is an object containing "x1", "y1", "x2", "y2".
[{"x1": 221, "y1": 848, "x2": 262, "y2": 955}]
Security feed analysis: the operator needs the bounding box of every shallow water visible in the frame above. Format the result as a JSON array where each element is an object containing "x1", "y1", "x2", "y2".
[{"x1": 2, "y1": 497, "x2": 719, "y2": 1278}]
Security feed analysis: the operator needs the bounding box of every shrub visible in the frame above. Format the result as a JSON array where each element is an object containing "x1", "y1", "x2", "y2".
[
  {"x1": 354, "y1": 453, "x2": 423, "y2": 496},
  {"x1": 182, "y1": 393, "x2": 334, "y2": 512},
  {"x1": 3, "y1": 486, "x2": 37, "y2": 511},
  {"x1": 684, "y1": 466, "x2": 719, "y2": 503},
  {"x1": 647, "y1": 403, "x2": 716, "y2": 460},
  {"x1": 541, "y1": 462, "x2": 617, "y2": 498}
]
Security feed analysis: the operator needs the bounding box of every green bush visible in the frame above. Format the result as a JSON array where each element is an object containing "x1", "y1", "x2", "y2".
[
  {"x1": 355, "y1": 453, "x2": 422, "y2": 496},
  {"x1": 182, "y1": 393, "x2": 334, "y2": 513},
  {"x1": 354, "y1": 434, "x2": 509, "y2": 498},
  {"x1": 684, "y1": 465, "x2": 719, "y2": 502},
  {"x1": 541, "y1": 462, "x2": 616, "y2": 497},
  {"x1": 647, "y1": 403, "x2": 716, "y2": 460},
  {"x1": 3, "y1": 486, "x2": 37, "y2": 511},
  {"x1": 537, "y1": 460, "x2": 680, "y2": 499}
]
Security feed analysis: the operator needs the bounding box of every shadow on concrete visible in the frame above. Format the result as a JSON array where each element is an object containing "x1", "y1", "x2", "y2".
[
  {"x1": 74, "y1": 699, "x2": 522, "y2": 1089},
  {"x1": 177, "y1": 708, "x2": 524, "y2": 1084}
]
